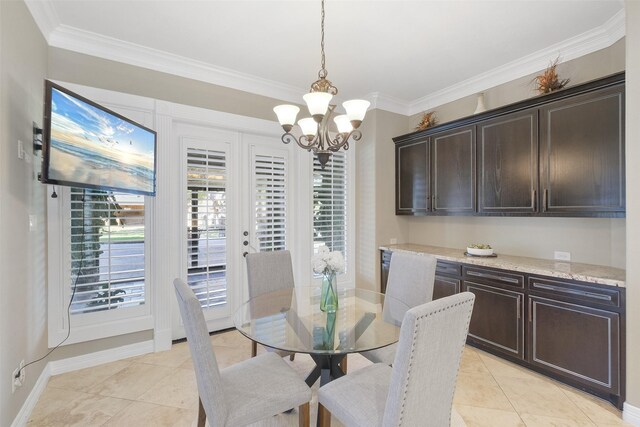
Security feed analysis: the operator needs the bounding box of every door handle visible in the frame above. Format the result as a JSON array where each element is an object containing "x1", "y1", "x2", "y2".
[
  {"x1": 532, "y1": 189, "x2": 537, "y2": 212},
  {"x1": 243, "y1": 251, "x2": 248, "y2": 258}
]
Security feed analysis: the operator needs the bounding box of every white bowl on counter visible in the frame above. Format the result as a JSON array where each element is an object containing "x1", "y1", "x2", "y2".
[{"x1": 466, "y1": 247, "x2": 494, "y2": 256}]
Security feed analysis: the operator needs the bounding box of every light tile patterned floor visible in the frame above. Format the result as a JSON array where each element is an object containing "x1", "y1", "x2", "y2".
[{"x1": 27, "y1": 330, "x2": 631, "y2": 427}]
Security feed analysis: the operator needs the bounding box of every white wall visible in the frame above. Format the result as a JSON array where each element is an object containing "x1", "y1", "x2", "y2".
[
  {"x1": 624, "y1": 0, "x2": 640, "y2": 420},
  {"x1": 0, "y1": 1, "x2": 48, "y2": 425}
]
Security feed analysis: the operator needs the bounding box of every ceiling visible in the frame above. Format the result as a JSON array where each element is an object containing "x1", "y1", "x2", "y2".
[{"x1": 26, "y1": 0, "x2": 625, "y2": 115}]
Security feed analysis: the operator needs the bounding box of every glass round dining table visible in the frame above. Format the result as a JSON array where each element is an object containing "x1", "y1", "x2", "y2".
[{"x1": 234, "y1": 286, "x2": 408, "y2": 387}]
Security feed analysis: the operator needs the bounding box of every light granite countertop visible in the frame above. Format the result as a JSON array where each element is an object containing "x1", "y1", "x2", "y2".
[{"x1": 379, "y1": 243, "x2": 625, "y2": 288}]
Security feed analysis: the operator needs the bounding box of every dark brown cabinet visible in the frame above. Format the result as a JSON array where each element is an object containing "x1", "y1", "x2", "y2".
[
  {"x1": 528, "y1": 296, "x2": 620, "y2": 397},
  {"x1": 463, "y1": 266, "x2": 525, "y2": 360},
  {"x1": 394, "y1": 72, "x2": 625, "y2": 218},
  {"x1": 396, "y1": 139, "x2": 430, "y2": 214},
  {"x1": 432, "y1": 126, "x2": 476, "y2": 214},
  {"x1": 434, "y1": 260, "x2": 462, "y2": 300},
  {"x1": 380, "y1": 250, "x2": 392, "y2": 294},
  {"x1": 378, "y1": 249, "x2": 625, "y2": 408},
  {"x1": 527, "y1": 275, "x2": 624, "y2": 406},
  {"x1": 539, "y1": 85, "x2": 625, "y2": 216},
  {"x1": 478, "y1": 109, "x2": 538, "y2": 214}
]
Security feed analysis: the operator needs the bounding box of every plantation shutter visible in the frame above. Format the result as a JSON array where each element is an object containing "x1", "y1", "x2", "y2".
[
  {"x1": 313, "y1": 151, "x2": 347, "y2": 264},
  {"x1": 253, "y1": 153, "x2": 287, "y2": 252},
  {"x1": 186, "y1": 147, "x2": 228, "y2": 308},
  {"x1": 70, "y1": 188, "x2": 146, "y2": 315}
]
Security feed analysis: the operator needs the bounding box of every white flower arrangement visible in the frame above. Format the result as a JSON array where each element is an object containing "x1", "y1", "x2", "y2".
[{"x1": 312, "y1": 245, "x2": 345, "y2": 275}]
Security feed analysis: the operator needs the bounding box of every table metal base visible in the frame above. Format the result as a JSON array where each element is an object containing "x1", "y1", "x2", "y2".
[{"x1": 305, "y1": 354, "x2": 346, "y2": 387}]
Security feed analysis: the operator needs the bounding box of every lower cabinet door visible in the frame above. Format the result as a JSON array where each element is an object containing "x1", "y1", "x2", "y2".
[
  {"x1": 464, "y1": 282, "x2": 525, "y2": 360},
  {"x1": 528, "y1": 296, "x2": 620, "y2": 394},
  {"x1": 433, "y1": 275, "x2": 460, "y2": 300}
]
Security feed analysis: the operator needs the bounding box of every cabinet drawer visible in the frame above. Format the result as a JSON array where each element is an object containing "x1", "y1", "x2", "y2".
[
  {"x1": 463, "y1": 266, "x2": 524, "y2": 289},
  {"x1": 436, "y1": 261, "x2": 462, "y2": 277},
  {"x1": 528, "y1": 276, "x2": 621, "y2": 310}
]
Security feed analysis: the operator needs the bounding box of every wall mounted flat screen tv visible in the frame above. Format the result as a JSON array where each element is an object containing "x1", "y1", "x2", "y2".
[{"x1": 42, "y1": 81, "x2": 157, "y2": 196}]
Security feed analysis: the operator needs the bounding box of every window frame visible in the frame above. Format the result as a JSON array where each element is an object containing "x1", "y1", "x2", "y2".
[{"x1": 47, "y1": 186, "x2": 153, "y2": 346}]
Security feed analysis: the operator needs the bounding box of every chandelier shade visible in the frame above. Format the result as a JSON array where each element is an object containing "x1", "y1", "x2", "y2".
[{"x1": 274, "y1": 0, "x2": 369, "y2": 168}]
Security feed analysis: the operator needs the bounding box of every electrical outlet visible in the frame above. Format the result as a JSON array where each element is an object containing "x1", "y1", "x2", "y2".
[
  {"x1": 554, "y1": 251, "x2": 571, "y2": 261},
  {"x1": 389, "y1": 238, "x2": 397, "y2": 245},
  {"x1": 12, "y1": 360, "x2": 25, "y2": 393}
]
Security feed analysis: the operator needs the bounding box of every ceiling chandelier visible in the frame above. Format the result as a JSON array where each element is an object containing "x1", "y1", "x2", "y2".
[{"x1": 273, "y1": 0, "x2": 370, "y2": 169}]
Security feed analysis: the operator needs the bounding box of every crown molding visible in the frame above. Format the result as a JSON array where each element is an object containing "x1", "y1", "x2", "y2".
[
  {"x1": 48, "y1": 24, "x2": 306, "y2": 105},
  {"x1": 365, "y1": 92, "x2": 411, "y2": 116},
  {"x1": 23, "y1": 0, "x2": 60, "y2": 43},
  {"x1": 27, "y1": 1, "x2": 625, "y2": 117},
  {"x1": 406, "y1": 9, "x2": 626, "y2": 116}
]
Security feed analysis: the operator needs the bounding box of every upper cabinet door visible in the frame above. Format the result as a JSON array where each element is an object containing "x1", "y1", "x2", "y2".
[
  {"x1": 396, "y1": 138, "x2": 430, "y2": 214},
  {"x1": 540, "y1": 85, "x2": 625, "y2": 216},
  {"x1": 478, "y1": 109, "x2": 539, "y2": 214},
  {"x1": 432, "y1": 126, "x2": 476, "y2": 213}
]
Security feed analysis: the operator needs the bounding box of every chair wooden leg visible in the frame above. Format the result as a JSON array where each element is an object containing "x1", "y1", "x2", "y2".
[
  {"x1": 318, "y1": 403, "x2": 332, "y2": 427},
  {"x1": 340, "y1": 355, "x2": 347, "y2": 374},
  {"x1": 290, "y1": 353, "x2": 295, "y2": 361},
  {"x1": 251, "y1": 340, "x2": 257, "y2": 357},
  {"x1": 197, "y1": 397, "x2": 206, "y2": 427},
  {"x1": 298, "y1": 402, "x2": 310, "y2": 427}
]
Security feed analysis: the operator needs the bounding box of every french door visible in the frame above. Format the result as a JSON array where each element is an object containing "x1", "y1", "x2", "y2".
[{"x1": 172, "y1": 123, "x2": 293, "y2": 338}]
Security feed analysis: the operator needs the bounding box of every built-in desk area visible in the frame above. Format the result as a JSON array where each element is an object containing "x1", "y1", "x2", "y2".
[{"x1": 380, "y1": 244, "x2": 625, "y2": 408}]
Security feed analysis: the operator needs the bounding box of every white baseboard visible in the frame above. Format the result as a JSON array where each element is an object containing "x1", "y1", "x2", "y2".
[
  {"x1": 49, "y1": 339, "x2": 154, "y2": 375},
  {"x1": 11, "y1": 339, "x2": 155, "y2": 426},
  {"x1": 11, "y1": 364, "x2": 51, "y2": 427},
  {"x1": 154, "y1": 329, "x2": 172, "y2": 352},
  {"x1": 624, "y1": 402, "x2": 640, "y2": 426}
]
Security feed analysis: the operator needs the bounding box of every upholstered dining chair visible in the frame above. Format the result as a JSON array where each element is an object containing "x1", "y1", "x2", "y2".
[
  {"x1": 173, "y1": 278, "x2": 311, "y2": 427},
  {"x1": 317, "y1": 292, "x2": 475, "y2": 427},
  {"x1": 360, "y1": 251, "x2": 437, "y2": 365},
  {"x1": 246, "y1": 250, "x2": 296, "y2": 360}
]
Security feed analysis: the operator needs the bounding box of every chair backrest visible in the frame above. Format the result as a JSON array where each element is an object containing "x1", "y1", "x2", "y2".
[
  {"x1": 382, "y1": 292, "x2": 475, "y2": 427},
  {"x1": 246, "y1": 250, "x2": 295, "y2": 299},
  {"x1": 382, "y1": 252, "x2": 437, "y2": 325},
  {"x1": 173, "y1": 278, "x2": 228, "y2": 427}
]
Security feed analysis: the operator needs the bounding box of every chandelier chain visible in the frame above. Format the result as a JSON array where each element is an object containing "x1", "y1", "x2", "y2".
[{"x1": 319, "y1": 0, "x2": 326, "y2": 78}]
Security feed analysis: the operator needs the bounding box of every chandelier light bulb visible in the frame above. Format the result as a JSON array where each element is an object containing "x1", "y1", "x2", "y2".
[
  {"x1": 343, "y1": 99, "x2": 370, "y2": 128},
  {"x1": 303, "y1": 92, "x2": 333, "y2": 122},
  {"x1": 333, "y1": 115, "x2": 353, "y2": 134},
  {"x1": 298, "y1": 117, "x2": 318, "y2": 138},
  {"x1": 274, "y1": 105, "x2": 300, "y2": 131}
]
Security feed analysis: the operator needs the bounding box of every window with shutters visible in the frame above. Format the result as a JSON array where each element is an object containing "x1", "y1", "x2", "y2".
[
  {"x1": 69, "y1": 188, "x2": 146, "y2": 314},
  {"x1": 47, "y1": 185, "x2": 152, "y2": 345},
  {"x1": 313, "y1": 151, "x2": 347, "y2": 270},
  {"x1": 254, "y1": 153, "x2": 287, "y2": 252},
  {"x1": 186, "y1": 148, "x2": 228, "y2": 309}
]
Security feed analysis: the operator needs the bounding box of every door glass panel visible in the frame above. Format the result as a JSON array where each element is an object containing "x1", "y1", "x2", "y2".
[
  {"x1": 186, "y1": 148, "x2": 227, "y2": 308},
  {"x1": 254, "y1": 153, "x2": 287, "y2": 252}
]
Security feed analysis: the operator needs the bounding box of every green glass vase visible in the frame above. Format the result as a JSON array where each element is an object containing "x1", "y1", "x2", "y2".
[{"x1": 320, "y1": 271, "x2": 338, "y2": 313}]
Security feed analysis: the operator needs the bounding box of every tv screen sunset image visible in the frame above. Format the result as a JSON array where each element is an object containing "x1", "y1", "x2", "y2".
[{"x1": 47, "y1": 86, "x2": 156, "y2": 195}]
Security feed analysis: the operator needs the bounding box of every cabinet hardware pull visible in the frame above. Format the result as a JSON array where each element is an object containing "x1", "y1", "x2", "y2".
[
  {"x1": 532, "y1": 189, "x2": 537, "y2": 212},
  {"x1": 517, "y1": 296, "x2": 521, "y2": 319},
  {"x1": 532, "y1": 283, "x2": 612, "y2": 301},
  {"x1": 467, "y1": 270, "x2": 520, "y2": 284},
  {"x1": 543, "y1": 188, "x2": 548, "y2": 212},
  {"x1": 529, "y1": 299, "x2": 533, "y2": 322}
]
